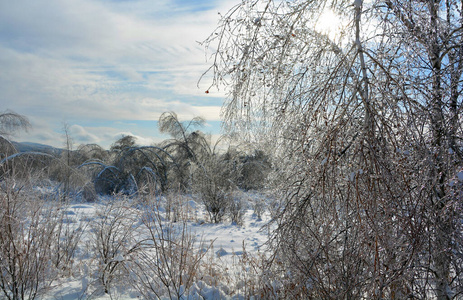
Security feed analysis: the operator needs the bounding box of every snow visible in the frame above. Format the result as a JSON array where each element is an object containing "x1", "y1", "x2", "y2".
[{"x1": 39, "y1": 194, "x2": 272, "y2": 299}]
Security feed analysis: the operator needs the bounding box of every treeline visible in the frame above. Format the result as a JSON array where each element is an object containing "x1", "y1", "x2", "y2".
[{"x1": 0, "y1": 111, "x2": 271, "y2": 223}]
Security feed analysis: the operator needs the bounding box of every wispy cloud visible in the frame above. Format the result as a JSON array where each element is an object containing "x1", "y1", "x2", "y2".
[{"x1": 0, "y1": 0, "x2": 233, "y2": 148}]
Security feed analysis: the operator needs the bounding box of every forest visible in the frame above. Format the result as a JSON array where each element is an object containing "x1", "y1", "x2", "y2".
[{"x1": 2, "y1": 0, "x2": 463, "y2": 299}]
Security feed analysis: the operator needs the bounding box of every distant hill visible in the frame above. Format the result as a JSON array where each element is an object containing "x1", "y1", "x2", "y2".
[{"x1": 11, "y1": 141, "x2": 63, "y2": 155}]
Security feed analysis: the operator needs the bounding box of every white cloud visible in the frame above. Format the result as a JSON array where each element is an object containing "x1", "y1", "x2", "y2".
[
  {"x1": 69, "y1": 125, "x2": 100, "y2": 144},
  {"x1": 110, "y1": 131, "x2": 161, "y2": 148},
  {"x1": 0, "y1": 0, "x2": 233, "y2": 148}
]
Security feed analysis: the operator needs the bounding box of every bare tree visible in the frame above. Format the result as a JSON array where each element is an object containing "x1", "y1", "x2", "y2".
[
  {"x1": 0, "y1": 111, "x2": 29, "y2": 161},
  {"x1": 159, "y1": 112, "x2": 239, "y2": 222},
  {"x1": 0, "y1": 110, "x2": 30, "y2": 137},
  {"x1": 159, "y1": 111, "x2": 207, "y2": 191},
  {"x1": 61, "y1": 123, "x2": 74, "y2": 200},
  {"x1": 202, "y1": 0, "x2": 463, "y2": 298}
]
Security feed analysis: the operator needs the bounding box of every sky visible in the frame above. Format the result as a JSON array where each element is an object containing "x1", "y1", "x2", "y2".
[{"x1": 0, "y1": 0, "x2": 235, "y2": 149}]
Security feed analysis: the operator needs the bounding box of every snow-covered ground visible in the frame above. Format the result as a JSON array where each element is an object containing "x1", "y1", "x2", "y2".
[{"x1": 42, "y1": 194, "x2": 273, "y2": 300}]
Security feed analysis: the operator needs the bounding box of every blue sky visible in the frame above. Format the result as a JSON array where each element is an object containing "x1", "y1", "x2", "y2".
[{"x1": 0, "y1": 0, "x2": 234, "y2": 148}]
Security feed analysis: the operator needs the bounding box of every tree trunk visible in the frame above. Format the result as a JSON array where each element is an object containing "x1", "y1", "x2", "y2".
[{"x1": 428, "y1": 1, "x2": 451, "y2": 298}]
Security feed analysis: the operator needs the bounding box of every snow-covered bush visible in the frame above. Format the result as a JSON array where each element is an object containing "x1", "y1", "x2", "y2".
[
  {"x1": 88, "y1": 198, "x2": 142, "y2": 295},
  {"x1": 227, "y1": 191, "x2": 247, "y2": 226},
  {"x1": 191, "y1": 153, "x2": 238, "y2": 223},
  {"x1": 127, "y1": 203, "x2": 213, "y2": 299},
  {"x1": 52, "y1": 209, "x2": 88, "y2": 276},
  {"x1": 163, "y1": 192, "x2": 199, "y2": 222},
  {"x1": 0, "y1": 179, "x2": 62, "y2": 300}
]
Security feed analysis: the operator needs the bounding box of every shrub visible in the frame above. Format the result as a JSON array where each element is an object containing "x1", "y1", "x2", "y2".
[
  {"x1": 89, "y1": 198, "x2": 142, "y2": 295},
  {"x1": 127, "y1": 202, "x2": 213, "y2": 299},
  {"x1": 0, "y1": 180, "x2": 61, "y2": 300}
]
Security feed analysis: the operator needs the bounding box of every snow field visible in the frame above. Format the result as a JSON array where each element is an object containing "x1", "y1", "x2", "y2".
[{"x1": 43, "y1": 193, "x2": 273, "y2": 299}]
